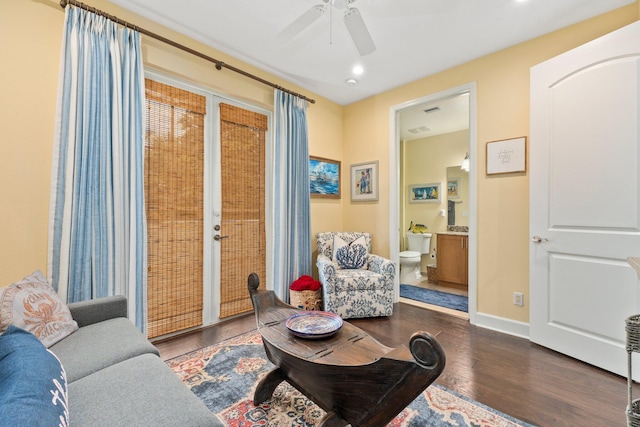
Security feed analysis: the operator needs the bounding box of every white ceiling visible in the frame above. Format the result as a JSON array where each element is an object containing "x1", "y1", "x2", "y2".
[{"x1": 110, "y1": 0, "x2": 633, "y2": 107}]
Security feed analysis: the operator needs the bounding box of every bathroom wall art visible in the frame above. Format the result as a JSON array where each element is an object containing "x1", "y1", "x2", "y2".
[
  {"x1": 486, "y1": 136, "x2": 527, "y2": 175},
  {"x1": 409, "y1": 182, "x2": 441, "y2": 204},
  {"x1": 309, "y1": 156, "x2": 341, "y2": 199},
  {"x1": 350, "y1": 160, "x2": 378, "y2": 201}
]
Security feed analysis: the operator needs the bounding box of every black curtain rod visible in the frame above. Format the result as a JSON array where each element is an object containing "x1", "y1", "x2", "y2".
[{"x1": 59, "y1": 0, "x2": 316, "y2": 104}]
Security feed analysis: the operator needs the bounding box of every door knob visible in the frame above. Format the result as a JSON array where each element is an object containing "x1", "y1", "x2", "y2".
[
  {"x1": 531, "y1": 235, "x2": 548, "y2": 243},
  {"x1": 214, "y1": 235, "x2": 229, "y2": 241}
]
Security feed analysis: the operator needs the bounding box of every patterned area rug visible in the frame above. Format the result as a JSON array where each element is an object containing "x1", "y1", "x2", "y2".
[
  {"x1": 399, "y1": 284, "x2": 468, "y2": 313},
  {"x1": 166, "y1": 330, "x2": 534, "y2": 427}
]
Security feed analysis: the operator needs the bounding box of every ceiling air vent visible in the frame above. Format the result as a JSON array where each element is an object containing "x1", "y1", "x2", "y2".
[{"x1": 408, "y1": 126, "x2": 430, "y2": 134}]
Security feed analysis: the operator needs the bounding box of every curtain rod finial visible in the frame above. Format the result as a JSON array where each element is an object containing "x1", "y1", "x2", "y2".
[{"x1": 60, "y1": 0, "x2": 68, "y2": 7}]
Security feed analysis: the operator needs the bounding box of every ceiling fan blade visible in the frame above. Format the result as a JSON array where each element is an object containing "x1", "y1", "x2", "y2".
[
  {"x1": 343, "y1": 7, "x2": 376, "y2": 56},
  {"x1": 278, "y1": 4, "x2": 326, "y2": 41}
]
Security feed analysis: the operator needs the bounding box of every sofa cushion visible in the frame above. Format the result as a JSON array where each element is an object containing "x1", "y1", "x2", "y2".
[
  {"x1": 0, "y1": 270, "x2": 78, "y2": 347},
  {"x1": 0, "y1": 325, "x2": 69, "y2": 426},
  {"x1": 69, "y1": 353, "x2": 223, "y2": 427},
  {"x1": 49, "y1": 317, "x2": 159, "y2": 383},
  {"x1": 333, "y1": 234, "x2": 368, "y2": 269}
]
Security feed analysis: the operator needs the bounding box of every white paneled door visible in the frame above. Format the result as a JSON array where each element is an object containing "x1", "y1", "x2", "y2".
[{"x1": 530, "y1": 21, "x2": 640, "y2": 378}]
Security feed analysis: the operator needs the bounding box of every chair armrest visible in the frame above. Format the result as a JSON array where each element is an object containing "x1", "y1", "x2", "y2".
[
  {"x1": 67, "y1": 295, "x2": 128, "y2": 328},
  {"x1": 317, "y1": 253, "x2": 337, "y2": 282},
  {"x1": 367, "y1": 254, "x2": 397, "y2": 279}
]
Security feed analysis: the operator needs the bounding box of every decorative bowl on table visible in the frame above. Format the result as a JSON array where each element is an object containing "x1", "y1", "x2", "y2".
[{"x1": 285, "y1": 311, "x2": 343, "y2": 339}]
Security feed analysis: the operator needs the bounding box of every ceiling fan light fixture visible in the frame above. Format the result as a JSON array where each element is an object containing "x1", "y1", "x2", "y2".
[
  {"x1": 333, "y1": 0, "x2": 348, "y2": 9},
  {"x1": 279, "y1": 0, "x2": 375, "y2": 56}
]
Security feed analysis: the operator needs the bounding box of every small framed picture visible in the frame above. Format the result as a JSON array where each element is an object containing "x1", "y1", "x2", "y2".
[
  {"x1": 447, "y1": 177, "x2": 460, "y2": 199},
  {"x1": 350, "y1": 161, "x2": 378, "y2": 201},
  {"x1": 409, "y1": 183, "x2": 441, "y2": 204},
  {"x1": 309, "y1": 156, "x2": 341, "y2": 199},
  {"x1": 486, "y1": 136, "x2": 527, "y2": 175}
]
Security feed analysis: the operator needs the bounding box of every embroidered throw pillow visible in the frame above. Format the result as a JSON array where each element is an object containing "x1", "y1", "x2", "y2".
[
  {"x1": 333, "y1": 235, "x2": 368, "y2": 269},
  {"x1": 0, "y1": 270, "x2": 78, "y2": 348},
  {"x1": 0, "y1": 325, "x2": 69, "y2": 427}
]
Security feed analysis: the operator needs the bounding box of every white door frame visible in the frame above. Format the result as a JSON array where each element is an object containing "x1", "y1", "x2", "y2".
[{"x1": 389, "y1": 83, "x2": 478, "y2": 324}]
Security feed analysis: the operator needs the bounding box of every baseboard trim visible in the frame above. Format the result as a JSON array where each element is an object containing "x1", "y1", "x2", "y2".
[{"x1": 474, "y1": 312, "x2": 530, "y2": 340}]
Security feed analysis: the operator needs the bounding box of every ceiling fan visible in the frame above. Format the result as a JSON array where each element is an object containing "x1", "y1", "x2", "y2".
[{"x1": 279, "y1": 0, "x2": 376, "y2": 56}]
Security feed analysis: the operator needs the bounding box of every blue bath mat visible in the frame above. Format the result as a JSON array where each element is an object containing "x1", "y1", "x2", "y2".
[{"x1": 400, "y1": 284, "x2": 468, "y2": 313}]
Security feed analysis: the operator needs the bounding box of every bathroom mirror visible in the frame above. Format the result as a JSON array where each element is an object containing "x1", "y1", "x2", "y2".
[{"x1": 446, "y1": 166, "x2": 469, "y2": 226}]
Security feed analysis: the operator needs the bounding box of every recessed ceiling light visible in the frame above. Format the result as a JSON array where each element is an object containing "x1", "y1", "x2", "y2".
[
  {"x1": 346, "y1": 78, "x2": 358, "y2": 86},
  {"x1": 352, "y1": 65, "x2": 364, "y2": 75}
]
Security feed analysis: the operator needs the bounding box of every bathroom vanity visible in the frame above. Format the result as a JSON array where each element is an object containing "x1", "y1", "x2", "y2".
[{"x1": 436, "y1": 232, "x2": 468, "y2": 288}]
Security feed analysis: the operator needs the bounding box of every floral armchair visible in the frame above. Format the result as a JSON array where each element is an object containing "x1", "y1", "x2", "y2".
[{"x1": 316, "y1": 232, "x2": 396, "y2": 319}]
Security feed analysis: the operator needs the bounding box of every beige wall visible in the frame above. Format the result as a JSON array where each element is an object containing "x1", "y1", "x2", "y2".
[
  {"x1": 343, "y1": 4, "x2": 638, "y2": 323},
  {"x1": 308, "y1": 105, "x2": 344, "y2": 265},
  {"x1": 0, "y1": 0, "x2": 344, "y2": 285}
]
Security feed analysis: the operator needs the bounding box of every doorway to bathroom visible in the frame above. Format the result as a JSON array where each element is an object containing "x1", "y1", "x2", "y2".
[{"x1": 389, "y1": 84, "x2": 476, "y2": 322}]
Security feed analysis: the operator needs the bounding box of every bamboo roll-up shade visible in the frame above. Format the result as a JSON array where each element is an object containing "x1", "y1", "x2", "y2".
[
  {"x1": 144, "y1": 79, "x2": 206, "y2": 338},
  {"x1": 219, "y1": 103, "x2": 267, "y2": 318}
]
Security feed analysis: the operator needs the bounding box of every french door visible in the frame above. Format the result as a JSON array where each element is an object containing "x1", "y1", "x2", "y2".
[
  {"x1": 144, "y1": 75, "x2": 268, "y2": 338},
  {"x1": 217, "y1": 102, "x2": 267, "y2": 318}
]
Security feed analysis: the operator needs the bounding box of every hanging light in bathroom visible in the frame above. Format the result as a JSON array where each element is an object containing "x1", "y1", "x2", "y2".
[{"x1": 461, "y1": 152, "x2": 470, "y2": 171}]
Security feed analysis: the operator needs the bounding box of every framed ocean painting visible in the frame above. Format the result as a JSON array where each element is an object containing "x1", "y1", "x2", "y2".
[
  {"x1": 409, "y1": 182, "x2": 441, "y2": 203},
  {"x1": 309, "y1": 156, "x2": 341, "y2": 199}
]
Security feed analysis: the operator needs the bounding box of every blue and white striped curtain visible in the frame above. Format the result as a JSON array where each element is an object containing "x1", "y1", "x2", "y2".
[
  {"x1": 48, "y1": 6, "x2": 147, "y2": 332},
  {"x1": 272, "y1": 90, "x2": 312, "y2": 301}
]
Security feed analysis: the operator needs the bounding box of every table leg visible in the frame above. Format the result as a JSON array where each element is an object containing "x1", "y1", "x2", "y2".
[{"x1": 253, "y1": 367, "x2": 287, "y2": 405}]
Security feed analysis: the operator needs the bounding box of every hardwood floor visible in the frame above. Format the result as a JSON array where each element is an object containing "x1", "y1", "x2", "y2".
[{"x1": 154, "y1": 303, "x2": 634, "y2": 427}]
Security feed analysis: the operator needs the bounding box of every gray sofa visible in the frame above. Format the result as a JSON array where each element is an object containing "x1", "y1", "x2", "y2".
[{"x1": 49, "y1": 295, "x2": 222, "y2": 427}]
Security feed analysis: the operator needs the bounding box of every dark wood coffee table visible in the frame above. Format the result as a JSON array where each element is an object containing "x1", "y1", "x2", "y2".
[{"x1": 248, "y1": 273, "x2": 446, "y2": 427}]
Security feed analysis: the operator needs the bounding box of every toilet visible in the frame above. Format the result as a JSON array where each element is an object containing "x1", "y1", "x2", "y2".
[{"x1": 399, "y1": 233, "x2": 432, "y2": 284}]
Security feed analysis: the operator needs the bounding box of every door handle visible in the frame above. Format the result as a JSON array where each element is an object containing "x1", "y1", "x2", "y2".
[
  {"x1": 214, "y1": 235, "x2": 229, "y2": 241},
  {"x1": 531, "y1": 235, "x2": 548, "y2": 244}
]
